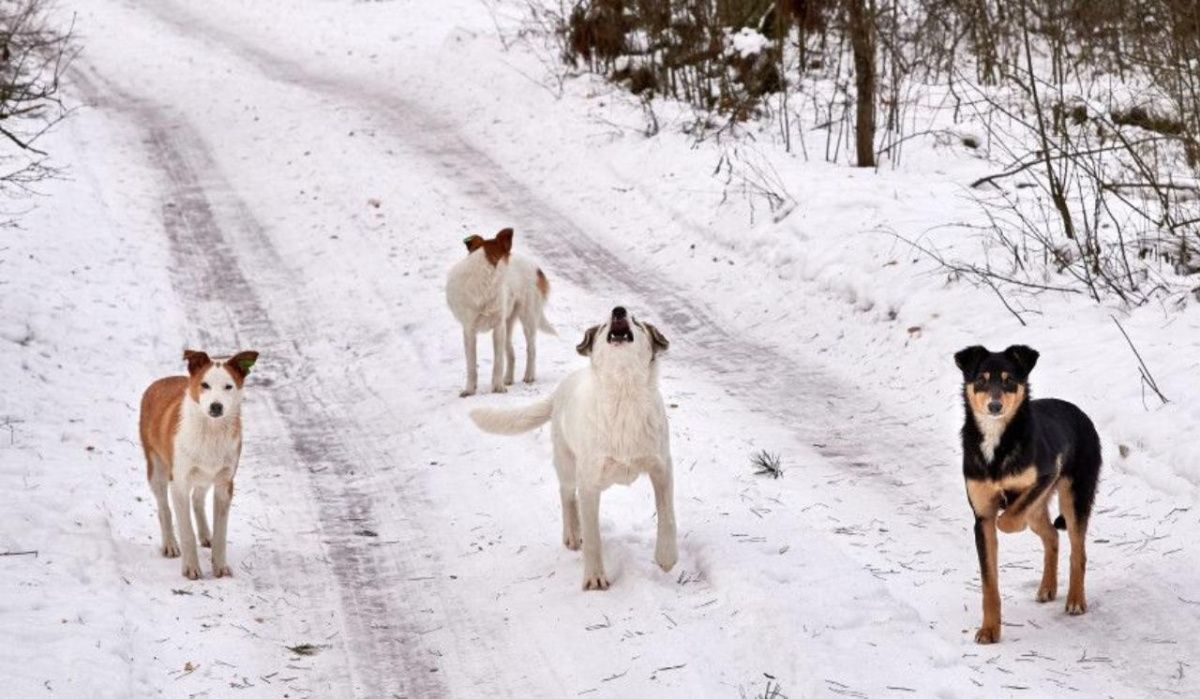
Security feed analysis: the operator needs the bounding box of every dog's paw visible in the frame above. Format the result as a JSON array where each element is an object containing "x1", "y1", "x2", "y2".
[
  {"x1": 582, "y1": 571, "x2": 610, "y2": 591},
  {"x1": 974, "y1": 625, "x2": 1001, "y2": 644},
  {"x1": 459, "y1": 388, "x2": 477, "y2": 398},
  {"x1": 181, "y1": 560, "x2": 202, "y2": 580},
  {"x1": 563, "y1": 532, "x2": 581, "y2": 550},
  {"x1": 1036, "y1": 585, "x2": 1057, "y2": 603},
  {"x1": 523, "y1": 375, "x2": 535, "y2": 385},
  {"x1": 491, "y1": 384, "x2": 508, "y2": 394},
  {"x1": 996, "y1": 513, "x2": 1027, "y2": 534},
  {"x1": 504, "y1": 376, "x2": 515, "y2": 386},
  {"x1": 655, "y1": 543, "x2": 678, "y2": 572},
  {"x1": 1065, "y1": 596, "x2": 1087, "y2": 615},
  {"x1": 213, "y1": 563, "x2": 233, "y2": 578},
  {"x1": 161, "y1": 540, "x2": 181, "y2": 558}
]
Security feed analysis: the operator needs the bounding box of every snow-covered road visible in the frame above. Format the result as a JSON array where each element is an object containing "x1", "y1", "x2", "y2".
[{"x1": 2, "y1": 1, "x2": 1198, "y2": 696}]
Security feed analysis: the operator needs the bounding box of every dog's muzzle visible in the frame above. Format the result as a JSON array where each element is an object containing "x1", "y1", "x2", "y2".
[
  {"x1": 209, "y1": 402, "x2": 224, "y2": 418},
  {"x1": 607, "y1": 306, "x2": 633, "y2": 344}
]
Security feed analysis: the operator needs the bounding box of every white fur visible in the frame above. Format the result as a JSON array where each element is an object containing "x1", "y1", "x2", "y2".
[
  {"x1": 470, "y1": 315, "x2": 675, "y2": 590},
  {"x1": 168, "y1": 364, "x2": 243, "y2": 579},
  {"x1": 446, "y1": 249, "x2": 554, "y2": 396},
  {"x1": 976, "y1": 414, "x2": 1006, "y2": 462}
]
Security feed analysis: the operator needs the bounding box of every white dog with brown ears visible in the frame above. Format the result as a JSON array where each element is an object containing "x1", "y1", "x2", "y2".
[
  {"x1": 445, "y1": 227, "x2": 555, "y2": 397},
  {"x1": 470, "y1": 306, "x2": 676, "y2": 590},
  {"x1": 139, "y1": 349, "x2": 258, "y2": 579}
]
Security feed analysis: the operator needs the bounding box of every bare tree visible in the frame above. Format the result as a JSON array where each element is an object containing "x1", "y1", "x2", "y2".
[{"x1": 0, "y1": 0, "x2": 75, "y2": 204}]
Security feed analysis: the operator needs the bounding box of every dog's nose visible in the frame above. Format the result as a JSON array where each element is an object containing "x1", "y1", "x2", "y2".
[
  {"x1": 611, "y1": 306, "x2": 627, "y2": 320},
  {"x1": 987, "y1": 401, "x2": 1003, "y2": 415},
  {"x1": 209, "y1": 402, "x2": 224, "y2": 418}
]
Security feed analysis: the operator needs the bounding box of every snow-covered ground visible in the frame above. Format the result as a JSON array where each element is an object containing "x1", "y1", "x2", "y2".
[{"x1": 1, "y1": 0, "x2": 1198, "y2": 696}]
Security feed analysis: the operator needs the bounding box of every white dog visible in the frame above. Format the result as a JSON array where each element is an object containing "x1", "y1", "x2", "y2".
[
  {"x1": 470, "y1": 306, "x2": 675, "y2": 590},
  {"x1": 445, "y1": 227, "x2": 555, "y2": 397}
]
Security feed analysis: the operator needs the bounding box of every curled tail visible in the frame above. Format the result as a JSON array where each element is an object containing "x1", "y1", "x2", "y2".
[
  {"x1": 470, "y1": 397, "x2": 553, "y2": 435},
  {"x1": 1053, "y1": 515, "x2": 1067, "y2": 530}
]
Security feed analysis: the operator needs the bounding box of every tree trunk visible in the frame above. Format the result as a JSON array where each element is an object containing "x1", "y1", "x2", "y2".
[{"x1": 847, "y1": 0, "x2": 876, "y2": 167}]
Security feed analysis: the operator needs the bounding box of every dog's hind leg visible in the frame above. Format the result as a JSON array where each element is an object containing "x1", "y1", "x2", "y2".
[
  {"x1": 553, "y1": 441, "x2": 580, "y2": 550},
  {"x1": 1058, "y1": 478, "x2": 1090, "y2": 615},
  {"x1": 148, "y1": 455, "x2": 179, "y2": 558},
  {"x1": 192, "y1": 485, "x2": 212, "y2": 548},
  {"x1": 503, "y1": 312, "x2": 518, "y2": 386},
  {"x1": 579, "y1": 483, "x2": 609, "y2": 590},
  {"x1": 1029, "y1": 504, "x2": 1059, "y2": 602},
  {"x1": 461, "y1": 324, "x2": 478, "y2": 397},
  {"x1": 648, "y1": 461, "x2": 678, "y2": 572},
  {"x1": 490, "y1": 322, "x2": 508, "y2": 393},
  {"x1": 521, "y1": 310, "x2": 538, "y2": 384}
]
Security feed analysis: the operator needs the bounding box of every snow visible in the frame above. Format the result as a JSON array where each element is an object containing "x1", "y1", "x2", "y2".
[
  {"x1": 727, "y1": 28, "x2": 771, "y2": 58},
  {"x1": 1, "y1": 0, "x2": 1198, "y2": 696}
]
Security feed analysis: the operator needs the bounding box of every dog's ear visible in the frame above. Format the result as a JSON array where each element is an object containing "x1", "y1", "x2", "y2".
[
  {"x1": 953, "y1": 345, "x2": 989, "y2": 379},
  {"x1": 227, "y1": 351, "x2": 259, "y2": 382},
  {"x1": 183, "y1": 349, "x2": 212, "y2": 376},
  {"x1": 1003, "y1": 345, "x2": 1039, "y2": 378},
  {"x1": 463, "y1": 235, "x2": 484, "y2": 253},
  {"x1": 645, "y1": 323, "x2": 669, "y2": 358},
  {"x1": 576, "y1": 325, "x2": 601, "y2": 356},
  {"x1": 495, "y1": 228, "x2": 514, "y2": 253}
]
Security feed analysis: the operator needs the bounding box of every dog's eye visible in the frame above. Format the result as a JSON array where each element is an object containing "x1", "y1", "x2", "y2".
[
  {"x1": 201, "y1": 382, "x2": 210, "y2": 390},
  {"x1": 224, "y1": 384, "x2": 233, "y2": 391},
  {"x1": 1003, "y1": 379, "x2": 1018, "y2": 391}
]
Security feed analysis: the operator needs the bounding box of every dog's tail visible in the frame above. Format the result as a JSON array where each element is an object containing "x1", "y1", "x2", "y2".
[
  {"x1": 536, "y1": 269, "x2": 557, "y2": 335},
  {"x1": 1053, "y1": 515, "x2": 1067, "y2": 530},
  {"x1": 470, "y1": 397, "x2": 553, "y2": 435}
]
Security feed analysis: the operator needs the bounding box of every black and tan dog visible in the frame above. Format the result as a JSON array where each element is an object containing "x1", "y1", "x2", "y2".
[{"x1": 954, "y1": 345, "x2": 1102, "y2": 644}]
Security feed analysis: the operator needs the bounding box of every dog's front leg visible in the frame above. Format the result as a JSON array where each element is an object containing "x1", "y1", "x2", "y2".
[
  {"x1": 579, "y1": 486, "x2": 608, "y2": 590},
  {"x1": 211, "y1": 477, "x2": 234, "y2": 578},
  {"x1": 461, "y1": 326, "x2": 478, "y2": 397},
  {"x1": 192, "y1": 485, "x2": 212, "y2": 547},
  {"x1": 490, "y1": 322, "x2": 507, "y2": 393},
  {"x1": 649, "y1": 464, "x2": 678, "y2": 572},
  {"x1": 974, "y1": 515, "x2": 1001, "y2": 643},
  {"x1": 170, "y1": 479, "x2": 202, "y2": 580}
]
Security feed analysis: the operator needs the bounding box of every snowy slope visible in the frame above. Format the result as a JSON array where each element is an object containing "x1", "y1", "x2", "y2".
[{"x1": 0, "y1": 0, "x2": 1196, "y2": 696}]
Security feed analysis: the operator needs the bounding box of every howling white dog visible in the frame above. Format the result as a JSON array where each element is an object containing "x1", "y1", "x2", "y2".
[
  {"x1": 470, "y1": 306, "x2": 675, "y2": 590},
  {"x1": 445, "y1": 227, "x2": 555, "y2": 396}
]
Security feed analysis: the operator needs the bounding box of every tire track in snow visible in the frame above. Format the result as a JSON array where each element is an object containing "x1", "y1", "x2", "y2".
[{"x1": 72, "y1": 68, "x2": 445, "y2": 698}]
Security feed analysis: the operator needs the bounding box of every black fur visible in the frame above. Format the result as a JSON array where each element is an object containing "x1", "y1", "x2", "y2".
[{"x1": 956, "y1": 345, "x2": 1102, "y2": 526}]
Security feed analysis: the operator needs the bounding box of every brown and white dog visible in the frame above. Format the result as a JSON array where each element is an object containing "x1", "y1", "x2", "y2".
[
  {"x1": 139, "y1": 349, "x2": 258, "y2": 579},
  {"x1": 445, "y1": 227, "x2": 555, "y2": 396}
]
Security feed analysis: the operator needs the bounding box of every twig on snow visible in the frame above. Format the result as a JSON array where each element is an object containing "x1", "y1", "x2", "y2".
[
  {"x1": 1111, "y1": 315, "x2": 1169, "y2": 406},
  {"x1": 751, "y1": 450, "x2": 783, "y2": 479}
]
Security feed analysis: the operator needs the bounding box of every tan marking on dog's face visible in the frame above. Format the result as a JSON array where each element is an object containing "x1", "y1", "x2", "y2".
[{"x1": 966, "y1": 377, "x2": 1026, "y2": 422}]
